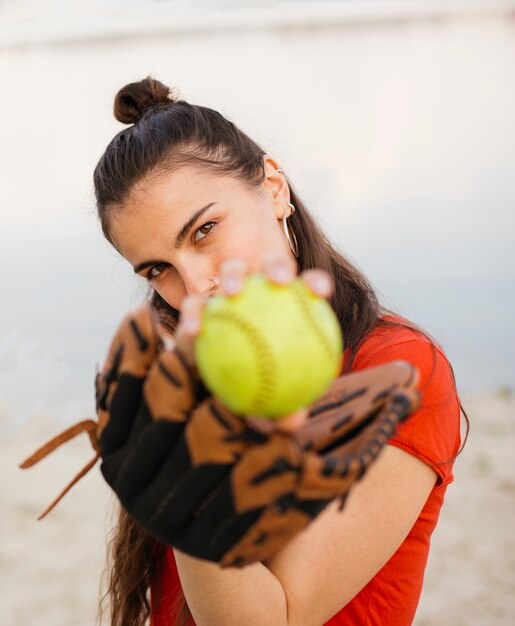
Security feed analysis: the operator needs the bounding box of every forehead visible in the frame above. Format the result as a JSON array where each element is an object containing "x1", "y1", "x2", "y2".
[
  {"x1": 127, "y1": 165, "x2": 250, "y2": 214},
  {"x1": 110, "y1": 165, "x2": 255, "y2": 256}
]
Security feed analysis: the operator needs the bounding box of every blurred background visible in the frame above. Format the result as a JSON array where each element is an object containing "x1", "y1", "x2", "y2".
[{"x1": 1, "y1": 1, "x2": 514, "y2": 624}]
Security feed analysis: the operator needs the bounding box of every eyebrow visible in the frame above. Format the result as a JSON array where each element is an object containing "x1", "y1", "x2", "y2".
[{"x1": 133, "y1": 202, "x2": 217, "y2": 274}]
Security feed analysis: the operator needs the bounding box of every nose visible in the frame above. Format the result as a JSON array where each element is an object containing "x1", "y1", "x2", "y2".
[
  {"x1": 170, "y1": 258, "x2": 219, "y2": 311},
  {"x1": 181, "y1": 270, "x2": 218, "y2": 301},
  {"x1": 175, "y1": 281, "x2": 216, "y2": 313},
  {"x1": 207, "y1": 278, "x2": 219, "y2": 298}
]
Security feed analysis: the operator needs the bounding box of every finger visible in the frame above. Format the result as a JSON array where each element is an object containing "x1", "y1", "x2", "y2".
[
  {"x1": 263, "y1": 250, "x2": 296, "y2": 285},
  {"x1": 175, "y1": 295, "x2": 206, "y2": 368},
  {"x1": 219, "y1": 258, "x2": 248, "y2": 295},
  {"x1": 274, "y1": 407, "x2": 309, "y2": 433},
  {"x1": 245, "y1": 417, "x2": 276, "y2": 435},
  {"x1": 300, "y1": 269, "x2": 334, "y2": 299}
]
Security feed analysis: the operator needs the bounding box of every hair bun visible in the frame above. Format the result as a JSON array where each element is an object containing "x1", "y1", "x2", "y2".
[{"x1": 113, "y1": 76, "x2": 178, "y2": 124}]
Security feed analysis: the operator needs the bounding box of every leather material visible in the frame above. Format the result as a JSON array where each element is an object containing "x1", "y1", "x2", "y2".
[{"x1": 20, "y1": 305, "x2": 420, "y2": 567}]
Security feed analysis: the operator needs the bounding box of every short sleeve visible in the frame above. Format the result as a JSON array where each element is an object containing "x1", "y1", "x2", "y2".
[{"x1": 351, "y1": 326, "x2": 462, "y2": 485}]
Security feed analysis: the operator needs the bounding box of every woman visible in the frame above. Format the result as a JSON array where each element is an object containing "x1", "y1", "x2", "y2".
[{"x1": 94, "y1": 76, "x2": 467, "y2": 626}]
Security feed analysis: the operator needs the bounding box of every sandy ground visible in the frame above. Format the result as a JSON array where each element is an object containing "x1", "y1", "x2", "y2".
[{"x1": 2, "y1": 391, "x2": 514, "y2": 626}]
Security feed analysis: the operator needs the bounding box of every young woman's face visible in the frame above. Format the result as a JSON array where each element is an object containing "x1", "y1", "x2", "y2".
[{"x1": 110, "y1": 157, "x2": 297, "y2": 311}]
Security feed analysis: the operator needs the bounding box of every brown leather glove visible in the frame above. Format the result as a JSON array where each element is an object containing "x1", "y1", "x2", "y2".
[{"x1": 20, "y1": 306, "x2": 420, "y2": 568}]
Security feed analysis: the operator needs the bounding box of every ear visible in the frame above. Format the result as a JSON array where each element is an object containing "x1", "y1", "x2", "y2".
[{"x1": 261, "y1": 155, "x2": 292, "y2": 220}]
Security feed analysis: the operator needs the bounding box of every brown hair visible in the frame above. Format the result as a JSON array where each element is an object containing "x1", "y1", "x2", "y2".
[{"x1": 94, "y1": 76, "x2": 469, "y2": 626}]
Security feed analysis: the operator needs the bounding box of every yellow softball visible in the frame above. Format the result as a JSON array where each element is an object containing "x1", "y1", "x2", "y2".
[{"x1": 194, "y1": 273, "x2": 343, "y2": 419}]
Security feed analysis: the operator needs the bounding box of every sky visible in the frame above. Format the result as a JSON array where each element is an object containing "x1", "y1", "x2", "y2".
[{"x1": 1, "y1": 5, "x2": 514, "y2": 431}]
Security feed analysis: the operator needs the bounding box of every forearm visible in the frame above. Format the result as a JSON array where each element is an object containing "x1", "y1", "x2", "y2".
[{"x1": 173, "y1": 548, "x2": 290, "y2": 626}]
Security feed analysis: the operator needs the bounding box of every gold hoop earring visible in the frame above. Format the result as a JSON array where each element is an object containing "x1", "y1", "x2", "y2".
[{"x1": 281, "y1": 205, "x2": 299, "y2": 259}]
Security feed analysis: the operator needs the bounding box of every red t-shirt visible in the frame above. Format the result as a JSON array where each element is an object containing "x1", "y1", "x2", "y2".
[{"x1": 151, "y1": 315, "x2": 461, "y2": 625}]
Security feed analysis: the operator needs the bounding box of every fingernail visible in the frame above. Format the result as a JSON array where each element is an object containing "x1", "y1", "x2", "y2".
[
  {"x1": 184, "y1": 318, "x2": 200, "y2": 333},
  {"x1": 272, "y1": 265, "x2": 292, "y2": 283},
  {"x1": 223, "y1": 275, "x2": 242, "y2": 294},
  {"x1": 312, "y1": 275, "x2": 331, "y2": 293}
]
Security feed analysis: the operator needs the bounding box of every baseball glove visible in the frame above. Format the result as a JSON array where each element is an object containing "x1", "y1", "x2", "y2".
[{"x1": 20, "y1": 305, "x2": 420, "y2": 568}]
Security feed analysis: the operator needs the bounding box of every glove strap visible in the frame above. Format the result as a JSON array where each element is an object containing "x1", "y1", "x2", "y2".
[{"x1": 19, "y1": 419, "x2": 100, "y2": 520}]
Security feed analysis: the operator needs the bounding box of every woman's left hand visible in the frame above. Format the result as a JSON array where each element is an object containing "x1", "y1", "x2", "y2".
[
  {"x1": 174, "y1": 252, "x2": 335, "y2": 432},
  {"x1": 20, "y1": 253, "x2": 419, "y2": 570}
]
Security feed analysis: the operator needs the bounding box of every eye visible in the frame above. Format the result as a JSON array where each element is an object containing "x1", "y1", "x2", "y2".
[
  {"x1": 194, "y1": 221, "x2": 216, "y2": 243},
  {"x1": 144, "y1": 221, "x2": 216, "y2": 282},
  {"x1": 146, "y1": 262, "x2": 169, "y2": 280}
]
